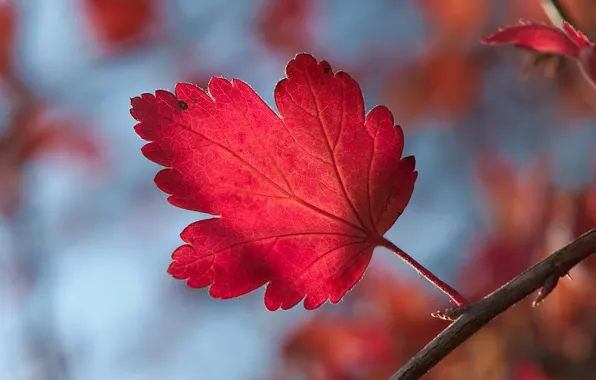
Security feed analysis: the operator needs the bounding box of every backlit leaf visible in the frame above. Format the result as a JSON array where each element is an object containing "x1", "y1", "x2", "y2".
[
  {"x1": 131, "y1": 54, "x2": 417, "y2": 310},
  {"x1": 482, "y1": 21, "x2": 591, "y2": 59}
]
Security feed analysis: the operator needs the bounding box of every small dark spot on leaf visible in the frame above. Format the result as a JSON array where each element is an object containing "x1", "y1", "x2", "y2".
[
  {"x1": 332, "y1": 266, "x2": 336, "y2": 272},
  {"x1": 192, "y1": 98, "x2": 198, "y2": 104},
  {"x1": 320, "y1": 81, "x2": 325, "y2": 86},
  {"x1": 177, "y1": 100, "x2": 189, "y2": 110},
  {"x1": 323, "y1": 67, "x2": 331, "y2": 74},
  {"x1": 240, "y1": 148, "x2": 243, "y2": 152}
]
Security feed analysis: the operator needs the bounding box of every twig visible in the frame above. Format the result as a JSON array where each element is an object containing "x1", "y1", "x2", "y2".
[{"x1": 389, "y1": 229, "x2": 596, "y2": 380}]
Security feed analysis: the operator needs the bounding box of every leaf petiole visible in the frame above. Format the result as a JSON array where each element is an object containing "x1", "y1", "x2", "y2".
[{"x1": 378, "y1": 238, "x2": 469, "y2": 307}]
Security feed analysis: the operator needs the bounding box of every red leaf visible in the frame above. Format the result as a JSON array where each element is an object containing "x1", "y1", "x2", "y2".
[
  {"x1": 419, "y1": 0, "x2": 490, "y2": 46},
  {"x1": 575, "y1": 162, "x2": 596, "y2": 238},
  {"x1": 507, "y1": 0, "x2": 552, "y2": 24},
  {"x1": 256, "y1": 0, "x2": 313, "y2": 54},
  {"x1": 576, "y1": 188, "x2": 596, "y2": 237},
  {"x1": 484, "y1": 19, "x2": 596, "y2": 91},
  {"x1": 473, "y1": 151, "x2": 549, "y2": 240},
  {"x1": 460, "y1": 238, "x2": 534, "y2": 299},
  {"x1": 482, "y1": 21, "x2": 592, "y2": 59},
  {"x1": 131, "y1": 54, "x2": 417, "y2": 310},
  {"x1": 23, "y1": 114, "x2": 102, "y2": 163},
  {"x1": 282, "y1": 317, "x2": 396, "y2": 378},
  {"x1": 512, "y1": 361, "x2": 549, "y2": 380},
  {"x1": 0, "y1": 0, "x2": 16, "y2": 77},
  {"x1": 381, "y1": 48, "x2": 483, "y2": 126},
  {"x1": 83, "y1": 0, "x2": 159, "y2": 53},
  {"x1": 0, "y1": 104, "x2": 102, "y2": 215}
]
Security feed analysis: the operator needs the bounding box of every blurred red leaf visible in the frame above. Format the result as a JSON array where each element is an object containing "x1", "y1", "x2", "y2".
[
  {"x1": 576, "y1": 185, "x2": 596, "y2": 237},
  {"x1": 352, "y1": 271, "x2": 433, "y2": 320},
  {"x1": 556, "y1": 65, "x2": 596, "y2": 118},
  {"x1": 570, "y1": 166, "x2": 596, "y2": 274},
  {"x1": 400, "y1": 0, "x2": 489, "y2": 126},
  {"x1": 0, "y1": 104, "x2": 101, "y2": 215},
  {"x1": 512, "y1": 361, "x2": 550, "y2": 380},
  {"x1": 350, "y1": 270, "x2": 445, "y2": 347},
  {"x1": 460, "y1": 153, "x2": 551, "y2": 298},
  {"x1": 0, "y1": 0, "x2": 16, "y2": 77},
  {"x1": 474, "y1": 152, "x2": 549, "y2": 240},
  {"x1": 22, "y1": 113, "x2": 101, "y2": 163},
  {"x1": 280, "y1": 270, "x2": 449, "y2": 379},
  {"x1": 83, "y1": 0, "x2": 160, "y2": 53},
  {"x1": 418, "y1": 0, "x2": 490, "y2": 46},
  {"x1": 256, "y1": 0, "x2": 313, "y2": 54},
  {"x1": 381, "y1": 48, "x2": 483, "y2": 126},
  {"x1": 282, "y1": 316, "x2": 396, "y2": 379},
  {"x1": 460, "y1": 238, "x2": 534, "y2": 299},
  {"x1": 131, "y1": 54, "x2": 419, "y2": 310},
  {"x1": 508, "y1": 0, "x2": 551, "y2": 23}
]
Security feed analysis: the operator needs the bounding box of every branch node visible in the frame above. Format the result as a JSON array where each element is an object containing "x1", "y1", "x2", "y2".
[
  {"x1": 431, "y1": 306, "x2": 466, "y2": 321},
  {"x1": 532, "y1": 273, "x2": 559, "y2": 307}
]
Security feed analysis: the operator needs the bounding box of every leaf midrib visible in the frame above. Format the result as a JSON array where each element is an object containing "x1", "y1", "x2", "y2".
[{"x1": 166, "y1": 113, "x2": 370, "y2": 237}]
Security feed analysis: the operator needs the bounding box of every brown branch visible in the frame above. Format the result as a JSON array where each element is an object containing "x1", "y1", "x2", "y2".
[{"x1": 390, "y1": 228, "x2": 596, "y2": 380}]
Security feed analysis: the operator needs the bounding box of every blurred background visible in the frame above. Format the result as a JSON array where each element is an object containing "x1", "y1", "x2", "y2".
[{"x1": 1, "y1": 0, "x2": 596, "y2": 379}]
